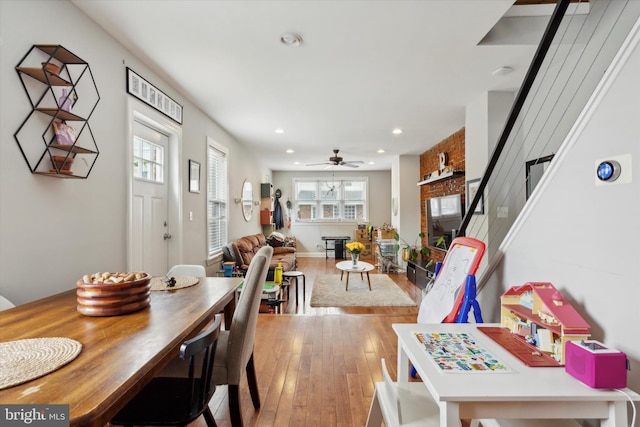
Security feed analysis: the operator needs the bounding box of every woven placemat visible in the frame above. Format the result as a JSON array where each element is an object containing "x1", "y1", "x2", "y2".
[
  {"x1": 0, "y1": 337, "x2": 82, "y2": 390},
  {"x1": 150, "y1": 276, "x2": 199, "y2": 291}
]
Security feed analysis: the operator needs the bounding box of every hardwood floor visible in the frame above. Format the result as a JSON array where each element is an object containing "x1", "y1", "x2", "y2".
[{"x1": 206, "y1": 256, "x2": 422, "y2": 427}]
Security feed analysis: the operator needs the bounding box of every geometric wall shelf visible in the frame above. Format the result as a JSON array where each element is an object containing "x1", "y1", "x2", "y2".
[{"x1": 15, "y1": 44, "x2": 100, "y2": 178}]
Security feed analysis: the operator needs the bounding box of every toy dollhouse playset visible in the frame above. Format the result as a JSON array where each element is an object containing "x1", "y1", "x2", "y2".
[{"x1": 498, "y1": 282, "x2": 590, "y2": 365}]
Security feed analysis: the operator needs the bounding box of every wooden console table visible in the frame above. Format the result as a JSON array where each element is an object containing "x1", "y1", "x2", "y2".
[
  {"x1": 406, "y1": 259, "x2": 435, "y2": 290},
  {"x1": 321, "y1": 235, "x2": 350, "y2": 259}
]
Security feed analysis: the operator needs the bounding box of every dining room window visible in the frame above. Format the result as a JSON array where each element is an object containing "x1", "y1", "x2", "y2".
[
  {"x1": 207, "y1": 139, "x2": 228, "y2": 257},
  {"x1": 293, "y1": 177, "x2": 367, "y2": 222}
]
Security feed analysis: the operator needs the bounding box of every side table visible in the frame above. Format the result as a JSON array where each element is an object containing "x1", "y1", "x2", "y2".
[
  {"x1": 282, "y1": 271, "x2": 305, "y2": 305},
  {"x1": 335, "y1": 261, "x2": 374, "y2": 291}
]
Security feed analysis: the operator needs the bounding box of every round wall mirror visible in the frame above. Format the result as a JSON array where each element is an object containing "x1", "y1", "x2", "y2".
[{"x1": 241, "y1": 180, "x2": 253, "y2": 221}]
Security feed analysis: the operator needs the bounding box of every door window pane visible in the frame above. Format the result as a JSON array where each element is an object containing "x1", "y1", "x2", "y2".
[{"x1": 133, "y1": 137, "x2": 164, "y2": 183}]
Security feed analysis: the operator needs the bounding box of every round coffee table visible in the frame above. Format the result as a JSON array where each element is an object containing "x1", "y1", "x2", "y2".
[{"x1": 335, "y1": 261, "x2": 374, "y2": 291}]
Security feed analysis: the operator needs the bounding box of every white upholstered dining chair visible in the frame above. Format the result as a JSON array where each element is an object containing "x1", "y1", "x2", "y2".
[
  {"x1": 167, "y1": 264, "x2": 206, "y2": 277},
  {"x1": 212, "y1": 245, "x2": 272, "y2": 427}
]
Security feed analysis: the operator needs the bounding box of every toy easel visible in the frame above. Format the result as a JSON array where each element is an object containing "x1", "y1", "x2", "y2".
[
  {"x1": 411, "y1": 237, "x2": 486, "y2": 378},
  {"x1": 454, "y1": 274, "x2": 483, "y2": 323},
  {"x1": 417, "y1": 237, "x2": 486, "y2": 324}
]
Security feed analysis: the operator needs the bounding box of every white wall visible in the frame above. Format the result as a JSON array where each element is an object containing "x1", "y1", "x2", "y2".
[
  {"x1": 0, "y1": 0, "x2": 263, "y2": 304},
  {"x1": 272, "y1": 170, "x2": 391, "y2": 255},
  {"x1": 465, "y1": 92, "x2": 491, "y2": 262},
  {"x1": 393, "y1": 155, "x2": 421, "y2": 255},
  {"x1": 480, "y1": 20, "x2": 640, "y2": 392},
  {"x1": 465, "y1": 91, "x2": 513, "y2": 274}
]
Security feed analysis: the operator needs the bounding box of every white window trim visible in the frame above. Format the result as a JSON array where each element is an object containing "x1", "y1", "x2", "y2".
[
  {"x1": 126, "y1": 100, "x2": 183, "y2": 272},
  {"x1": 291, "y1": 176, "x2": 368, "y2": 223},
  {"x1": 207, "y1": 137, "x2": 229, "y2": 260}
]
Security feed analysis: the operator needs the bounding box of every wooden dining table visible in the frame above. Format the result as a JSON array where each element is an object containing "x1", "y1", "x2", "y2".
[{"x1": 0, "y1": 276, "x2": 242, "y2": 427}]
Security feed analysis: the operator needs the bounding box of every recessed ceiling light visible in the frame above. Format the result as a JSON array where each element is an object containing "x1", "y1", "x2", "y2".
[
  {"x1": 274, "y1": 128, "x2": 284, "y2": 134},
  {"x1": 377, "y1": 149, "x2": 385, "y2": 154},
  {"x1": 294, "y1": 161, "x2": 300, "y2": 165},
  {"x1": 286, "y1": 149, "x2": 294, "y2": 154},
  {"x1": 368, "y1": 161, "x2": 375, "y2": 165},
  {"x1": 492, "y1": 66, "x2": 513, "y2": 76},
  {"x1": 392, "y1": 128, "x2": 403, "y2": 135},
  {"x1": 280, "y1": 32, "x2": 303, "y2": 47}
]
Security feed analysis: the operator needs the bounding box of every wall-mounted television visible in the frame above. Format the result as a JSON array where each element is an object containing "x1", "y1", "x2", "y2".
[{"x1": 426, "y1": 194, "x2": 464, "y2": 251}]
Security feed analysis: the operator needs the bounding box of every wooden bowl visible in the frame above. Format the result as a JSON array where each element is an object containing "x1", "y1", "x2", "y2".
[
  {"x1": 77, "y1": 291, "x2": 149, "y2": 307},
  {"x1": 51, "y1": 156, "x2": 73, "y2": 171},
  {"x1": 76, "y1": 283, "x2": 150, "y2": 299},
  {"x1": 77, "y1": 297, "x2": 150, "y2": 317},
  {"x1": 77, "y1": 273, "x2": 150, "y2": 294},
  {"x1": 77, "y1": 273, "x2": 151, "y2": 316}
]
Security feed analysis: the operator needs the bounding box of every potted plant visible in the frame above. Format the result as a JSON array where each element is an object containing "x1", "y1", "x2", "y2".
[
  {"x1": 394, "y1": 232, "x2": 444, "y2": 269},
  {"x1": 345, "y1": 241, "x2": 365, "y2": 266},
  {"x1": 394, "y1": 232, "x2": 429, "y2": 261}
]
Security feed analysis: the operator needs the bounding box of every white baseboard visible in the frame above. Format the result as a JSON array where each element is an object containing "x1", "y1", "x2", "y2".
[{"x1": 297, "y1": 252, "x2": 335, "y2": 258}]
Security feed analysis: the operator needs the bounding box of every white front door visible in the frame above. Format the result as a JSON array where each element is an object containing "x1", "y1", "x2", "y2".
[{"x1": 131, "y1": 120, "x2": 170, "y2": 276}]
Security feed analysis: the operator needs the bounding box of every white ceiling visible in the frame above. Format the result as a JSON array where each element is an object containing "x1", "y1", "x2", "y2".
[{"x1": 71, "y1": 0, "x2": 551, "y2": 171}]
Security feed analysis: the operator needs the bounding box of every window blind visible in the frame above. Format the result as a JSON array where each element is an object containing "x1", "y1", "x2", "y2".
[{"x1": 207, "y1": 143, "x2": 228, "y2": 257}]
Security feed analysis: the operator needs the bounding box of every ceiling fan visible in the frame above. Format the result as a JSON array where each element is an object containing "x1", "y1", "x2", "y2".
[{"x1": 306, "y1": 149, "x2": 364, "y2": 168}]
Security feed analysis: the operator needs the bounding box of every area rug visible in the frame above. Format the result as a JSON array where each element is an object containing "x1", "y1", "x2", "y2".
[{"x1": 310, "y1": 274, "x2": 416, "y2": 307}]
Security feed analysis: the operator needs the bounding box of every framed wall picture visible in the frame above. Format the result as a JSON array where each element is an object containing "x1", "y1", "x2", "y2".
[
  {"x1": 189, "y1": 160, "x2": 200, "y2": 193},
  {"x1": 466, "y1": 178, "x2": 484, "y2": 215},
  {"x1": 126, "y1": 67, "x2": 183, "y2": 124}
]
